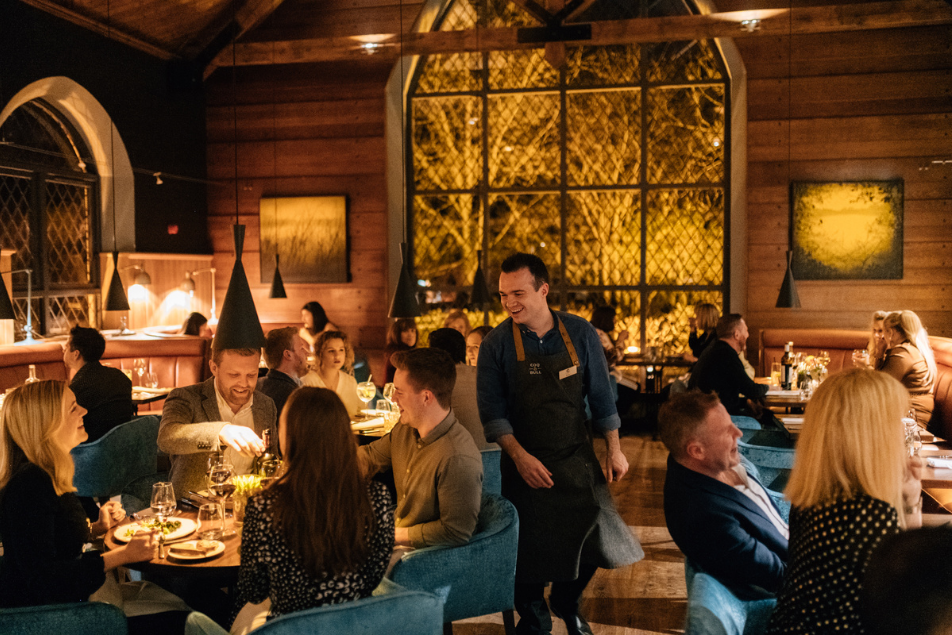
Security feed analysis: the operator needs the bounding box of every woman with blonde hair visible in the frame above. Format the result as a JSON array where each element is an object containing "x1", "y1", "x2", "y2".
[
  {"x1": 232, "y1": 388, "x2": 393, "y2": 632},
  {"x1": 877, "y1": 310, "x2": 936, "y2": 427},
  {"x1": 864, "y1": 310, "x2": 889, "y2": 367},
  {"x1": 685, "y1": 302, "x2": 719, "y2": 363},
  {"x1": 0, "y1": 381, "x2": 189, "y2": 632},
  {"x1": 443, "y1": 309, "x2": 471, "y2": 337},
  {"x1": 766, "y1": 368, "x2": 922, "y2": 634},
  {"x1": 301, "y1": 330, "x2": 362, "y2": 416}
]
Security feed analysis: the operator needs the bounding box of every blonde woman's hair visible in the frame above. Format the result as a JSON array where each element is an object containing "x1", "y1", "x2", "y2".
[
  {"x1": 0, "y1": 380, "x2": 76, "y2": 496},
  {"x1": 314, "y1": 330, "x2": 355, "y2": 373},
  {"x1": 883, "y1": 310, "x2": 937, "y2": 387},
  {"x1": 868, "y1": 310, "x2": 888, "y2": 358},
  {"x1": 695, "y1": 303, "x2": 720, "y2": 332},
  {"x1": 785, "y1": 368, "x2": 911, "y2": 527}
]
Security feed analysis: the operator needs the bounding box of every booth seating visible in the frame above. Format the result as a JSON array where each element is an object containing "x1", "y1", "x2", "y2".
[
  {"x1": 0, "y1": 335, "x2": 212, "y2": 412},
  {"x1": 0, "y1": 601, "x2": 127, "y2": 635},
  {"x1": 758, "y1": 329, "x2": 952, "y2": 441}
]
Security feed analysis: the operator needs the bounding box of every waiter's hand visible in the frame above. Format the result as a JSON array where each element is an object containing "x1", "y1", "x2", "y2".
[
  {"x1": 515, "y1": 452, "x2": 554, "y2": 489},
  {"x1": 219, "y1": 424, "x2": 264, "y2": 457},
  {"x1": 605, "y1": 447, "x2": 629, "y2": 482}
]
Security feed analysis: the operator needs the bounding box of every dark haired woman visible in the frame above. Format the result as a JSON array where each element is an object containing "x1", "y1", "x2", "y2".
[
  {"x1": 180, "y1": 312, "x2": 213, "y2": 337},
  {"x1": 383, "y1": 319, "x2": 417, "y2": 384},
  {"x1": 231, "y1": 388, "x2": 394, "y2": 632},
  {"x1": 299, "y1": 301, "x2": 338, "y2": 351}
]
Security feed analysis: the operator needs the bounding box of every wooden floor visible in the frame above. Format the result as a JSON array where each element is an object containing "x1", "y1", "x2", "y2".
[{"x1": 457, "y1": 433, "x2": 688, "y2": 635}]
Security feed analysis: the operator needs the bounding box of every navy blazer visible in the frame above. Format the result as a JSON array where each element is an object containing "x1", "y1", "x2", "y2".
[{"x1": 664, "y1": 455, "x2": 788, "y2": 597}]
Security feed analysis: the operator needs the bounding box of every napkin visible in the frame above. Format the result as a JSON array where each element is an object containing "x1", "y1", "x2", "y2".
[
  {"x1": 352, "y1": 417, "x2": 385, "y2": 431},
  {"x1": 779, "y1": 416, "x2": 804, "y2": 425},
  {"x1": 926, "y1": 458, "x2": 952, "y2": 469},
  {"x1": 766, "y1": 390, "x2": 801, "y2": 397}
]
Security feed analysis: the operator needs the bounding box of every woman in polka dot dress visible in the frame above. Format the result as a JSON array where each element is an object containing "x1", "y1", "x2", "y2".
[
  {"x1": 766, "y1": 368, "x2": 923, "y2": 634},
  {"x1": 231, "y1": 388, "x2": 394, "y2": 633}
]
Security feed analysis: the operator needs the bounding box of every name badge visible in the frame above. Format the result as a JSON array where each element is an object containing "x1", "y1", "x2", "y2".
[{"x1": 559, "y1": 365, "x2": 578, "y2": 380}]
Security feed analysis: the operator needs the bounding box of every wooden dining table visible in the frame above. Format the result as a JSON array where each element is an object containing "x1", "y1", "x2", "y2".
[
  {"x1": 104, "y1": 509, "x2": 241, "y2": 582},
  {"x1": 919, "y1": 449, "x2": 952, "y2": 490}
]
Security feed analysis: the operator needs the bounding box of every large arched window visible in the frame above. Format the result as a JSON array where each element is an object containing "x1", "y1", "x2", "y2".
[
  {"x1": 0, "y1": 99, "x2": 99, "y2": 340},
  {"x1": 409, "y1": 0, "x2": 728, "y2": 352}
]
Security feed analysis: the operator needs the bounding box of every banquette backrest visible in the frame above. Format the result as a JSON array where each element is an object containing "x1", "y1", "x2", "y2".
[
  {"x1": 0, "y1": 336, "x2": 212, "y2": 396},
  {"x1": 759, "y1": 328, "x2": 952, "y2": 440}
]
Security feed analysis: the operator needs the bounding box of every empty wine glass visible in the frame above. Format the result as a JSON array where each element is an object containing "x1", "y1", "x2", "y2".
[
  {"x1": 151, "y1": 481, "x2": 176, "y2": 522},
  {"x1": 133, "y1": 358, "x2": 148, "y2": 385},
  {"x1": 144, "y1": 372, "x2": 159, "y2": 389},
  {"x1": 383, "y1": 382, "x2": 395, "y2": 404}
]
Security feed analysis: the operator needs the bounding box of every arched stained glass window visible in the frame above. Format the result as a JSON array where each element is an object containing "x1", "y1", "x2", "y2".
[
  {"x1": 0, "y1": 99, "x2": 100, "y2": 340},
  {"x1": 409, "y1": 0, "x2": 728, "y2": 352}
]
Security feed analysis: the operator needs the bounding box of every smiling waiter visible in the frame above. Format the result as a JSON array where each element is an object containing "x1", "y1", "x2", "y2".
[{"x1": 477, "y1": 253, "x2": 643, "y2": 635}]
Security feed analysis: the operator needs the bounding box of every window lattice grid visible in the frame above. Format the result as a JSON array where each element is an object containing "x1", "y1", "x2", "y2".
[
  {"x1": 564, "y1": 290, "x2": 641, "y2": 344},
  {"x1": 415, "y1": 53, "x2": 483, "y2": 94},
  {"x1": 11, "y1": 298, "x2": 41, "y2": 342},
  {"x1": 45, "y1": 180, "x2": 94, "y2": 287},
  {"x1": 565, "y1": 45, "x2": 641, "y2": 88},
  {"x1": 646, "y1": 290, "x2": 723, "y2": 352},
  {"x1": 0, "y1": 173, "x2": 34, "y2": 282},
  {"x1": 46, "y1": 294, "x2": 98, "y2": 337},
  {"x1": 487, "y1": 93, "x2": 561, "y2": 188},
  {"x1": 565, "y1": 191, "x2": 640, "y2": 286},
  {"x1": 413, "y1": 96, "x2": 483, "y2": 191},
  {"x1": 645, "y1": 189, "x2": 724, "y2": 286},
  {"x1": 647, "y1": 85, "x2": 725, "y2": 185},
  {"x1": 412, "y1": 194, "x2": 483, "y2": 293},
  {"x1": 644, "y1": 39, "x2": 725, "y2": 84},
  {"x1": 566, "y1": 89, "x2": 641, "y2": 187},
  {"x1": 488, "y1": 49, "x2": 560, "y2": 90},
  {"x1": 487, "y1": 193, "x2": 562, "y2": 285}
]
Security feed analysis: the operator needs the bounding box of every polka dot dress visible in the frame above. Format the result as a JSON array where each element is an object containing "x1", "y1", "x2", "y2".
[
  {"x1": 766, "y1": 495, "x2": 899, "y2": 634},
  {"x1": 235, "y1": 481, "x2": 394, "y2": 621}
]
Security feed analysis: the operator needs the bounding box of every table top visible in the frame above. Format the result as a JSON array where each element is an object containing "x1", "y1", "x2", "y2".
[
  {"x1": 763, "y1": 389, "x2": 809, "y2": 408},
  {"x1": 617, "y1": 355, "x2": 692, "y2": 368},
  {"x1": 104, "y1": 509, "x2": 241, "y2": 579},
  {"x1": 132, "y1": 387, "x2": 172, "y2": 405},
  {"x1": 920, "y1": 449, "x2": 952, "y2": 489}
]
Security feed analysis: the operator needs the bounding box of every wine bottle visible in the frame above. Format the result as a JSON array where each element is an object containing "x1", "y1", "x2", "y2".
[
  {"x1": 780, "y1": 342, "x2": 794, "y2": 390},
  {"x1": 253, "y1": 429, "x2": 276, "y2": 476}
]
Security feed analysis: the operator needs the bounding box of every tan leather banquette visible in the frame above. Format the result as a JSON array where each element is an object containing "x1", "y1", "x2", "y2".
[
  {"x1": 0, "y1": 336, "x2": 212, "y2": 411},
  {"x1": 759, "y1": 329, "x2": 952, "y2": 441}
]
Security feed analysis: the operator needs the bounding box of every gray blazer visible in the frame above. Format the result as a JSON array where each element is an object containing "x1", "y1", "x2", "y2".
[{"x1": 157, "y1": 377, "x2": 277, "y2": 496}]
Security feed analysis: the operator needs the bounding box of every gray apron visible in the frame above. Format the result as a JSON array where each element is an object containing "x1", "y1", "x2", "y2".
[{"x1": 503, "y1": 318, "x2": 643, "y2": 583}]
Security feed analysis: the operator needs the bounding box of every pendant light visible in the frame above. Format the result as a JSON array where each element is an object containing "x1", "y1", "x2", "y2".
[
  {"x1": 267, "y1": 3, "x2": 287, "y2": 300},
  {"x1": 776, "y1": 1, "x2": 801, "y2": 309},
  {"x1": 214, "y1": 1, "x2": 266, "y2": 350},
  {"x1": 103, "y1": 0, "x2": 129, "y2": 312},
  {"x1": 387, "y1": 0, "x2": 421, "y2": 318},
  {"x1": 470, "y1": 249, "x2": 492, "y2": 306}
]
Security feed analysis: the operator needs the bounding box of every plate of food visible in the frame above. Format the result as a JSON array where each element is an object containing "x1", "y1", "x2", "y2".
[
  {"x1": 113, "y1": 517, "x2": 197, "y2": 543},
  {"x1": 167, "y1": 540, "x2": 225, "y2": 561}
]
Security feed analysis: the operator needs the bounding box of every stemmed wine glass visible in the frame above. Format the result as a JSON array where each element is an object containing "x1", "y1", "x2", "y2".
[
  {"x1": 357, "y1": 378, "x2": 377, "y2": 414},
  {"x1": 150, "y1": 482, "x2": 176, "y2": 558},
  {"x1": 383, "y1": 382, "x2": 395, "y2": 405},
  {"x1": 207, "y1": 462, "x2": 235, "y2": 523},
  {"x1": 133, "y1": 358, "x2": 148, "y2": 386}
]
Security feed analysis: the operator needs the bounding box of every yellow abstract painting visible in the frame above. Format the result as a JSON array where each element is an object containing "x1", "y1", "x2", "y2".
[
  {"x1": 791, "y1": 181, "x2": 903, "y2": 280},
  {"x1": 259, "y1": 196, "x2": 349, "y2": 283}
]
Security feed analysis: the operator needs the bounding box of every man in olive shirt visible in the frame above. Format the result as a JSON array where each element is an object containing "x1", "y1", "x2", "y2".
[{"x1": 359, "y1": 347, "x2": 483, "y2": 549}]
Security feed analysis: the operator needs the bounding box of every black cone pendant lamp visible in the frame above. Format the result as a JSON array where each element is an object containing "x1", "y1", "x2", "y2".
[
  {"x1": 389, "y1": 242, "x2": 421, "y2": 318},
  {"x1": 470, "y1": 250, "x2": 492, "y2": 306},
  {"x1": 105, "y1": 252, "x2": 130, "y2": 311},
  {"x1": 269, "y1": 254, "x2": 287, "y2": 299},
  {"x1": 215, "y1": 225, "x2": 265, "y2": 349},
  {"x1": 775, "y1": 250, "x2": 801, "y2": 309}
]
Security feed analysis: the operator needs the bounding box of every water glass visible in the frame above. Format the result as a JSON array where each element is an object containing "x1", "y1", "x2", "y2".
[
  {"x1": 852, "y1": 349, "x2": 870, "y2": 368},
  {"x1": 904, "y1": 416, "x2": 921, "y2": 457},
  {"x1": 150, "y1": 482, "x2": 176, "y2": 521},
  {"x1": 144, "y1": 372, "x2": 159, "y2": 389},
  {"x1": 197, "y1": 503, "x2": 224, "y2": 541},
  {"x1": 770, "y1": 362, "x2": 781, "y2": 387}
]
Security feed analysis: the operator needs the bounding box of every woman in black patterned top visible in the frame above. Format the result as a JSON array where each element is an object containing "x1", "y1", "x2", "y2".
[
  {"x1": 233, "y1": 388, "x2": 394, "y2": 631},
  {"x1": 766, "y1": 368, "x2": 923, "y2": 634}
]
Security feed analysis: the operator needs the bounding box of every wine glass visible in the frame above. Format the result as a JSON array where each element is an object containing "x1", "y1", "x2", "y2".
[
  {"x1": 818, "y1": 350, "x2": 831, "y2": 367},
  {"x1": 150, "y1": 482, "x2": 176, "y2": 558},
  {"x1": 383, "y1": 382, "x2": 395, "y2": 405},
  {"x1": 903, "y1": 409, "x2": 921, "y2": 457},
  {"x1": 207, "y1": 462, "x2": 235, "y2": 519},
  {"x1": 144, "y1": 372, "x2": 159, "y2": 389},
  {"x1": 356, "y1": 380, "x2": 376, "y2": 413},
  {"x1": 133, "y1": 358, "x2": 148, "y2": 385},
  {"x1": 197, "y1": 503, "x2": 224, "y2": 541}
]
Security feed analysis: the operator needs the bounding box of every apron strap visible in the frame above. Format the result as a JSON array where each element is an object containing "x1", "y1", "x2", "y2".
[{"x1": 512, "y1": 316, "x2": 580, "y2": 366}]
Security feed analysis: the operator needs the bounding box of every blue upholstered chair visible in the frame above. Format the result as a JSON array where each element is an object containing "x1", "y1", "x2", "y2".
[
  {"x1": 0, "y1": 601, "x2": 128, "y2": 635},
  {"x1": 70, "y1": 415, "x2": 165, "y2": 513},
  {"x1": 183, "y1": 579, "x2": 443, "y2": 635},
  {"x1": 388, "y1": 493, "x2": 518, "y2": 634},
  {"x1": 737, "y1": 439, "x2": 795, "y2": 495},
  {"x1": 684, "y1": 560, "x2": 776, "y2": 635},
  {"x1": 481, "y1": 447, "x2": 501, "y2": 495},
  {"x1": 730, "y1": 415, "x2": 761, "y2": 430},
  {"x1": 738, "y1": 456, "x2": 790, "y2": 523}
]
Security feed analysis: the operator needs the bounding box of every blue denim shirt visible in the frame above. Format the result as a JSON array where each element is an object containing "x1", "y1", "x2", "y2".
[{"x1": 476, "y1": 310, "x2": 620, "y2": 442}]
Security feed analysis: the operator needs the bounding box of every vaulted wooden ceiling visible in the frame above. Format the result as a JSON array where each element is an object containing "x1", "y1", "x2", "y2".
[{"x1": 18, "y1": 0, "x2": 952, "y2": 78}]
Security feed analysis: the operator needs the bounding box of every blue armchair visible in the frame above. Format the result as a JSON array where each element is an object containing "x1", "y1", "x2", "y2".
[
  {"x1": 184, "y1": 579, "x2": 443, "y2": 635},
  {"x1": 738, "y1": 456, "x2": 790, "y2": 523},
  {"x1": 388, "y1": 493, "x2": 518, "y2": 634},
  {"x1": 684, "y1": 560, "x2": 776, "y2": 635},
  {"x1": 70, "y1": 415, "x2": 165, "y2": 513},
  {"x1": 737, "y1": 439, "x2": 795, "y2": 495},
  {"x1": 0, "y1": 601, "x2": 127, "y2": 635},
  {"x1": 481, "y1": 447, "x2": 501, "y2": 495}
]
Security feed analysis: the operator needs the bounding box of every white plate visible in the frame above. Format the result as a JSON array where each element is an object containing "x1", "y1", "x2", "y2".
[
  {"x1": 167, "y1": 540, "x2": 225, "y2": 561},
  {"x1": 113, "y1": 517, "x2": 197, "y2": 543}
]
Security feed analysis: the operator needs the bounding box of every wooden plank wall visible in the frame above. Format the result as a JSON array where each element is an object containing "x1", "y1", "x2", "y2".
[
  {"x1": 732, "y1": 20, "x2": 952, "y2": 359},
  {"x1": 205, "y1": 58, "x2": 394, "y2": 352}
]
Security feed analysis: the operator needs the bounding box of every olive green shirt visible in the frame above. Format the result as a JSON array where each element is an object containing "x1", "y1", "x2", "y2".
[{"x1": 358, "y1": 411, "x2": 482, "y2": 549}]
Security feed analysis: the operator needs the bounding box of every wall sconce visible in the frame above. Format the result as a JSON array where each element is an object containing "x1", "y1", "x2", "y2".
[
  {"x1": 0, "y1": 268, "x2": 37, "y2": 344},
  {"x1": 182, "y1": 267, "x2": 218, "y2": 325}
]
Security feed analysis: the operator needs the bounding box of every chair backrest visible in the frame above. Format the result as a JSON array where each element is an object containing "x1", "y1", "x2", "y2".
[
  {"x1": 684, "y1": 560, "x2": 775, "y2": 635},
  {"x1": 71, "y1": 415, "x2": 161, "y2": 499},
  {"x1": 738, "y1": 456, "x2": 790, "y2": 523},
  {"x1": 0, "y1": 601, "x2": 127, "y2": 635},
  {"x1": 481, "y1": 447, "x2": 501, "y2": 495}
]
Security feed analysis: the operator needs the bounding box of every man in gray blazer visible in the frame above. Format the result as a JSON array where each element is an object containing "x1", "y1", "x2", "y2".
[{"x1": 158, "y1": 346, "x2": 277, "y2": 496}]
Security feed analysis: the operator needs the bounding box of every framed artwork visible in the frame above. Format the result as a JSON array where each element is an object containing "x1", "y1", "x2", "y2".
[
  {"x1": 791, "y1": 180, "x2": 903, "y2": 280},
  {"x1": 259, "y1": 196, "x2": 350, "y2": 284}
]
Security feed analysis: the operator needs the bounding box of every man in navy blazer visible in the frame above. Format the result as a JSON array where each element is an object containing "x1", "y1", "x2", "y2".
[{"x1": 660, "y1": 391, "x2": 789, "y2": 597}]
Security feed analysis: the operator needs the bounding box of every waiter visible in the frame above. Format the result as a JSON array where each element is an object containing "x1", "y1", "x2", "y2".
[{"x1": 477, "y1": 253, "x2": 643, "y2": 635}]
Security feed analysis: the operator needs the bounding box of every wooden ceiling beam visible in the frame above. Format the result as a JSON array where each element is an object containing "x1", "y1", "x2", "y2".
[
  {"x1": 19, "y1": 0, "x2": 178, "y2": 60},
  {"x1": 211, "y1": 0, "x2": 952, "y2": 68},
  {"x1": 194, "y1": 0, "x2": 289, "y2": 77}
]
